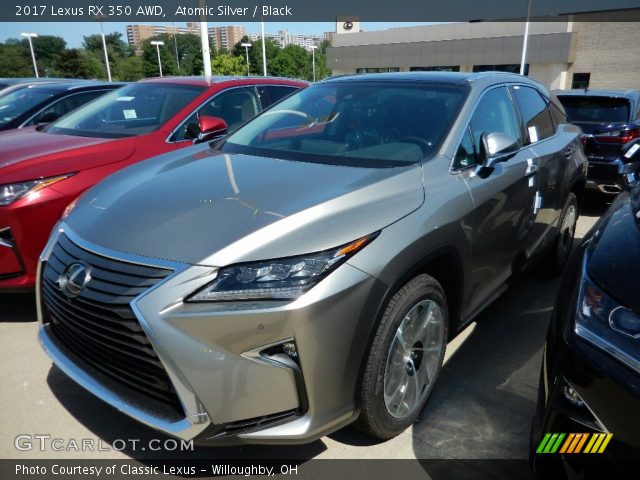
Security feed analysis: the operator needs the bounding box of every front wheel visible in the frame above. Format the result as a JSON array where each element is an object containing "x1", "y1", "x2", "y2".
[{"x1": 356, "y1": 274, "x2": 449, "y2": 440}]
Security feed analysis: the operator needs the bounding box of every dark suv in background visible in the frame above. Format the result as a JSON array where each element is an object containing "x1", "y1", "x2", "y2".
[
  {"x1": 555, "y1": 89, "x2": 640, "y2": 195},
  {"x1": 0, "y1": 80, "x2": 124, "y2": 131}
]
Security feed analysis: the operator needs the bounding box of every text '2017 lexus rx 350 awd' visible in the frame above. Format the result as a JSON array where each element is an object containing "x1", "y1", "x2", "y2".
[{"x1": 38, "y1": 72, "x2": 587, "y2": 444}]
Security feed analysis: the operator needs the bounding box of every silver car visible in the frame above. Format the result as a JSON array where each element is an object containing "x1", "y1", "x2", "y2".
[{"x1": 37, "y1": 72, "x2": 587, "y2": 444}]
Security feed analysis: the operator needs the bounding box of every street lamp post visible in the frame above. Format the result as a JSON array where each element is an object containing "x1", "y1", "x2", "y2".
[
  {"x1": 241, "y1": 42, "x2": 252, "y2": 76},
  {"x1": 21, "y1": 33, "x2": 38, "y2": 78},
  {"x1": 150, "y1": 41, "x2": 165, "y2": 77},
  {"x1": 310, "y1": 45, "x2": 318, "y2": 82},
  {"x1": 97, "y1": 19, "x2": 112, "y2": 82},
  {"x1": 520, "y1": 0, "x2": 533, "y2": 76}
]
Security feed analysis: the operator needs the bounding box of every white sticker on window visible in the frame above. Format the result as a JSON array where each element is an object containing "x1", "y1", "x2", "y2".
[
  {"x1": 528, "y1": 126, "x2": 539, "y2": 143},
  {"x1": 116, "y1": 96, "x2": 135, "y2": 102},
  {"x1": 123, "y1": 109, "x2": 137, "y2": 119},
  {"x1": 625, "y1": 143, "x2": 640, "y2": 158}
]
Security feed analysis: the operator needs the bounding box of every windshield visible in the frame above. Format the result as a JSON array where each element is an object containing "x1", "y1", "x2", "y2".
[
  {"x1": 221, "y1": 81, "x2": 467, "y2": 167},
  {"x1": 558, "y1": 96, "x2": 631, "y2": 123},
  {"x1": 46, "y1": 83, "x2": 205, "y2": 138},
  {"x1": 0, "y1": 86, "x2": 55, "y2": 126}
]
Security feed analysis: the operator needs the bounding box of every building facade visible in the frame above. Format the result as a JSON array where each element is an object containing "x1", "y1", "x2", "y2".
[
  {"x1": 249, "y1": 30, "x2": 324, "y2": 51},
  {"x1": 126, "y1": 24, "x2": 246, "y2": 54},
  {"x1": 326, "y1": 14, "x2": 640, "y2": 90}
]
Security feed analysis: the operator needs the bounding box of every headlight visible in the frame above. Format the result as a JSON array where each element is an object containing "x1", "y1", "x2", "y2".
[
  {"x1": 187, "y1": 233, "x2": 378, "y2": 302},
  {"x1": 0, "y1": 174, "x2": 73, "y2": 206},
  {"x1": 575, "y1": 261, "x2": 640, "y2": 374}
]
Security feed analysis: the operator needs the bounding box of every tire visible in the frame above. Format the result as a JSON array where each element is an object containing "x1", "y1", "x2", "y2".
[
  {"x1": 537, "y1": 193, "x2": 578, "y2": 276},
  {"x1": 355, "y1": 274, "x2": 449, "y2": 440}
]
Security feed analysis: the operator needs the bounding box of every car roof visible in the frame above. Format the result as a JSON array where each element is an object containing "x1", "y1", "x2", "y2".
[
  {"x1": 554, "y1": 89, "x2": 640, "y2": 101},
  {"x1": 0, "y1": 77, "x2": 68, "y2": 85},
  {"x1": 19, "y1": 80, "x2": 124, "y2": 92},
  {"x1": 139, "y1": 75, "x2": 308, "y2": 87},
  {"x1": 321, "y1": 71, "x2": 538, "y2": 87}
]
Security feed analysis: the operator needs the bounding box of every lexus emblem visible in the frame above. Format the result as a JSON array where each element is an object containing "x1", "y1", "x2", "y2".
[
  {"x1": 59, "y1": 262, "x2": 90, "y2": 298},
  {"x1": 343, "y1": 21, "x2": 354, "y2": 30}
]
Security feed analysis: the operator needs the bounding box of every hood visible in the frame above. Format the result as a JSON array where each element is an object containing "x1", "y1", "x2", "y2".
[
  {"x1": 0, "y1": 128, "x2": 137, "y2": 183},
  {"x1": 587, "y1": 187, "x2": 640, "y2": 312},
  {"x1": 67, "y1": 146, "x2": 425, "y2": 266}
]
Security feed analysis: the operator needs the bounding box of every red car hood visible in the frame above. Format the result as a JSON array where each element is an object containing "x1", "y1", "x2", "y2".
[{"x1": 0, "y1": 127, "x2": 137, "y2": 183}]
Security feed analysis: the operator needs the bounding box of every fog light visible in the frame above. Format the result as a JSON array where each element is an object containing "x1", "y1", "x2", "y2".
[
  {"x1": 563, "y1": 384, "x2": 585, "y2": 408},
  {"x1": 282, "y1": 342, "x2": 298, "y2": 358}
]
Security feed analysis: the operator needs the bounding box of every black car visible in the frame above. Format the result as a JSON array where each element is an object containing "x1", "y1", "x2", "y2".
[
  {"x1": 0, "y1": 77, "x2": 67, "y2": 91},
  {"x1": 0, "y1": 80, "x2": 124, "y2": 131},
  {"x1": 531, "y1": 139, "x2": 640, "y2": 479},
  {"x1": 555, "y1": 89, "x2": 640, "y2": 195}
]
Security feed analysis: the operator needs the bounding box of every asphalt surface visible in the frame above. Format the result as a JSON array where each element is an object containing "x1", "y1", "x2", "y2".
[{"x1": 0, "y1": 197, "x2": 607, "y2": 475}]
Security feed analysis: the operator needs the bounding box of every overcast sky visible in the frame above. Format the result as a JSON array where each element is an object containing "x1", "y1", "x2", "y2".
[{"x1": 0, "y1": 22, "x2": 430, "y2": 48}]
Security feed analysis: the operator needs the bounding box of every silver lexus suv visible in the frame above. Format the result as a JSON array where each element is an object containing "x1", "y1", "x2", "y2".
[{"x1": 37, "y1": 72, "x2": 587, "y2": 444}]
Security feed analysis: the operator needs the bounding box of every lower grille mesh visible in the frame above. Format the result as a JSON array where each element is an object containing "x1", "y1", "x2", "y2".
[{"x1": 41, "y1": 233, "x2": 183, "y2": 415}]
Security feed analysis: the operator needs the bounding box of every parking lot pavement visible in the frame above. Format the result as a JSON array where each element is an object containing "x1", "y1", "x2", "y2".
[{"x1": 0, "y1": 201, "x2": 605, "y2": 467}]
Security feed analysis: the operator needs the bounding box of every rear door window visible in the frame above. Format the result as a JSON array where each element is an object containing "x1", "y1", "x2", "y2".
[
  {"x1": 558, "y1": 96, "x2": 631, "y2": 123},
  {"x1": 257, "y1": 85, "x2": 300, "y2": 110},
  {"x1": 25, "y1": 90, "x2": 108, "y2": 126},
  {"x1": 511, "y1": 85, "x2": 555, "y2": 143}
]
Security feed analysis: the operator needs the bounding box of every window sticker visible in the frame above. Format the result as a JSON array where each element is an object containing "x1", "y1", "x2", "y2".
[
  {"x1": 116, "y1": 96, "x2": 135, "y2": 102},
  {"x1": 528, "y1": 126, "x2": 539, "y2": 142},
  {"x1": 123, "y1": 109, "x2": 137, "y2": 119}
]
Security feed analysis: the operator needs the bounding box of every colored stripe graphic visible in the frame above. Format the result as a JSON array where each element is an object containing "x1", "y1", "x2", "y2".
[{"x1": 537, "y1": 433, "x2": 613, "y2": 454}]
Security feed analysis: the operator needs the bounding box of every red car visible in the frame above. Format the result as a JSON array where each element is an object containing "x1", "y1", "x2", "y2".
[{"x1": 0, "y1": 76, "x2": 307, "y2": 290}]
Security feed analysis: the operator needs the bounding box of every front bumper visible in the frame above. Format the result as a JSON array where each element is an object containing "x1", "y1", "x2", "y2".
[
  {"x1": 0, "y1": 187, "x2": 71, "y2": 290},
  {"x1": 38, "y1": 224, "x2": 383, "y2": 444},
  {"x1": 532, "y1": 298, "x2": 640, "y2": 478}
]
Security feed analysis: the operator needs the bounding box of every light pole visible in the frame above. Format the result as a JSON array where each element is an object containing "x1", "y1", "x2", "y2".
[
  {"x1": 520, "y1": 0, "x2": 532, "y2": 76},
  {"x1": 261, "y1": 19, "x2": 267, "y2": 76},
  {"x1": 172, "y1": 23, "x2": 180, "y2": 72},
  {"x1": 241, "y1": 42, "x2": 252, "y2": 76},
  {"x1": 97, "y1": 18, "x2": 112, "y2": 82},
  {"x1": 150, "y1": 41, "x2": 165, "y2": 77},
  {"x1": 21, "y1": 33, "x2": 38, "y2": 78},
  {"x1": 310, "y1": 45, "x2": 318, "y2": 82}
]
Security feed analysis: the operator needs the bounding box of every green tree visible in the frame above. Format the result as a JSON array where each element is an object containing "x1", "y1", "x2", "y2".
[
  {"x1": 20, "y1": 35, "x2": 67, "y2": 77},
  {"x1": 141, "y1": 33, "x2": 205, "y2": 77},
  {"x1": 305, "y1": 49, "x2": 331, "y2": 81},
  {"x1": 141, "y1": 35, "x2": 178, "y2": 77},
  {"x1": 270, "y1": 44, "x2": 308, "y2": 79},
  {"x1": 115, "y1": 56, "x2": 144, "y2": 81},
  {"x1": 173, "y1": 33, "x2": 203, "y2": 75},
  {"x1": 83, "y1": 32, "x2": 131, "y2": 59},
  {"x1": 246, "y1": 38, "x2": 281, "y2": 75},
  {"x1": 211, "y1": 54, "x2": 245, "y2": 76},
  {"x1": 55, "y1": 48, "x2": 103, "y2": 79},
  {"x1": 0, "y1": 43, "x2": 33, "y2": 77}
]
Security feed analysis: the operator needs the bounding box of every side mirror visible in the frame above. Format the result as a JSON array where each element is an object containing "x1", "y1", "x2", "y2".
[
  {"x1": 618, "y1": 138, "x2": 640, "y2": 189},
  {"x1": 193, "y1": 115, "x2": 228, "y2": 144},
  {"x1": 475, "y1": 132, "x2": 520, "y2": 178}
]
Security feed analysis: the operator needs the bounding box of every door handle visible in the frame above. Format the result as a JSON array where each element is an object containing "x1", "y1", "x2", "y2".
[{"x1": 525, "y1": 163, "x2": 538, "y2": 177}]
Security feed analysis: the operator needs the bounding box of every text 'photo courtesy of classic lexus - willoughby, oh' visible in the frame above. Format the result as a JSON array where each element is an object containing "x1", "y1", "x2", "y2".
[{"x1": 36, "y1": 72, "x2": 586, "y2": 444}]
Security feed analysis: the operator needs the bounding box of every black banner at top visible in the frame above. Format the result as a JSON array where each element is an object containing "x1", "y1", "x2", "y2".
[{"x1": 3, "y1": 0, "x2": 640, "y2": 22}]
